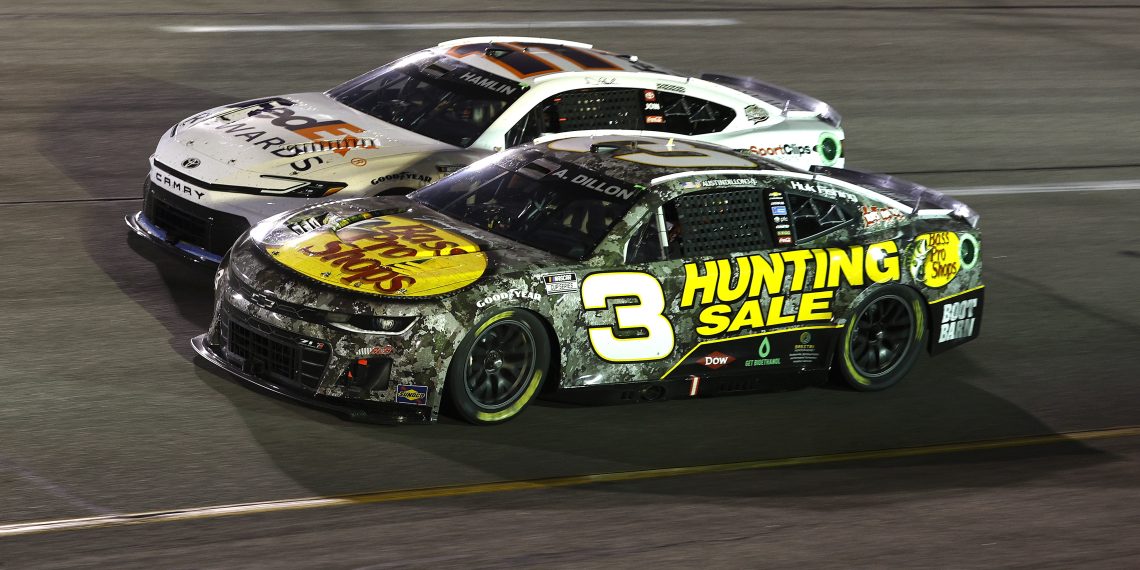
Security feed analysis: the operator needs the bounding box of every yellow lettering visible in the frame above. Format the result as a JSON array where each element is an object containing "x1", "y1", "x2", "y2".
[
  {"x1": 747, "y1": 253, "x2": 785, "y2": 297},
  {"x1": 812, "y1": 249, "x2": 828, "y2": 290},
  {"x1": 866, "y1": 241, "x2": 901, "y2": 283},
  {"x1": 696, "y1": 304, "x2": 732, "y2": 336},
  {"x1": 681, "y1": 261, "x2": 719, "y2": 307},
  {"x1": 780, "y1": 250, "x2": 813, "y2": 292},
  {"x1": 715, "y1": 258, "x2": 751, "y2": 303},
  {"x1": 798, "y1": 290, "x2": 834, "y2": 322},
  {"x1": 727, "y1": 299, "x2": 766, "y2": 333},
  {"x1": 765, "y1": 295, "x2": 796, "y2": 326},
  {"x1": 826, "y1": 246, "x2": 865, "y2": 289}
]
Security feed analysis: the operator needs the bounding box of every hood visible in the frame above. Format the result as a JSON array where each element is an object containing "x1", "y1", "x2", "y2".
[
  {"x1": 163, "y1": 92, "x2": 450, "y2": 179},
  {"x1": 250, "y1": 198, "x2": 552, "y2": 299}
]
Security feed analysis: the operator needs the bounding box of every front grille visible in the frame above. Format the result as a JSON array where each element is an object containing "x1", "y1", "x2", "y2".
[
  {"x1": 143, "y1": 180, "x2": 251, "y2": 256},
  {"x1": 220, "y1": 313, "x2": 329, "y2": 390}
]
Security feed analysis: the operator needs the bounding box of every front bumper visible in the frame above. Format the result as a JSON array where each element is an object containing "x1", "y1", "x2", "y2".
[
  {"x1": 125, "y1": 180, "x2": 253, "y2": 264},
  {"x1": 192, "y1": 334, "x2": 433, "y2": 425},
  {"x1": 126, "y1": 211, "x2": 223, "y2": 264}
]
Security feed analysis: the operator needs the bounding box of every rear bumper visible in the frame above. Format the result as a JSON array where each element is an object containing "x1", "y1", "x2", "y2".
[{"x1": 191, "y1": 334, "x2": 434, "y2": 425}]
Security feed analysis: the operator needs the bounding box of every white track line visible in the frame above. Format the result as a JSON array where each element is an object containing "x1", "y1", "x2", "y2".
[
  {"x1": 942, "y1": 179, "x2": 1140, "y2": 196},
  {"x1": 161, "y1": 18, "x2": 739, "y2": 33}
]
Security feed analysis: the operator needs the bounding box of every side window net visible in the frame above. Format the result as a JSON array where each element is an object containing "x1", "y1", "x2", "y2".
[
  {"x1": 788, "y1": 193, "x2": 853, "y2": 242},
  {"x1": 556, "y1": 88, "x2": 642, "y2": 131},
  {"x1": 649, "y1": 92, "x2": 736, "y2": 135},
  {"x1": 674, "y1": 187, "x2": 769, "y2": 258}
]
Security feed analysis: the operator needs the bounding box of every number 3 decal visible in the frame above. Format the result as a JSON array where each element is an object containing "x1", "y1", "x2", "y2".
[{"x1": 581, "y1": 272, "x2": 675, "y2": 362}]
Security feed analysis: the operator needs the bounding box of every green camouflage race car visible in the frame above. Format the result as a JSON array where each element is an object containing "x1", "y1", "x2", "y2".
[{"x1": 192, "y1": 134, "x2": 984, "y2": 424}]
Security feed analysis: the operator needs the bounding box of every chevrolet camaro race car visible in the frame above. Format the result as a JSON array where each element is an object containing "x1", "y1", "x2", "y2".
[
  {"x1": 128, "y1": 36, "x2": 845, "y2": 264},
  {"x1": 192, "y1": 134, "x2": 983, "y2": 425}
]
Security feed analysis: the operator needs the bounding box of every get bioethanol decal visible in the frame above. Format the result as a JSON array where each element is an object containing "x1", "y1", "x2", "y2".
[{"x1": 265, "y1": 215, "x2": 488, "y2": 297}]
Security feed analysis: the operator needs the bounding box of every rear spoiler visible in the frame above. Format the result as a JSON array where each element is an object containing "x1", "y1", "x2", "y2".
[
  {"x1": 701, "y1": 73, "x2": 842, "y2": 128},
  {"x1": 810, "y1": 165, "x2": 980, "y2": 228}
]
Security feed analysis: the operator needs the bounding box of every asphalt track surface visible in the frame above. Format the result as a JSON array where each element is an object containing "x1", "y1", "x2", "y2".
[{"x1": 2, "y1": 1, "x2": 1139, "y2": 567}]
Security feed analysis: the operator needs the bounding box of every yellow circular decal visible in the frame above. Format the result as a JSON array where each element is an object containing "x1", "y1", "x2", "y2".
[
  {"x1": 265, "y1": 215, "x2": 488, "y2": 297},
  {"x1": 907, "y1": 231, "x2": 960, "y2": 288}
]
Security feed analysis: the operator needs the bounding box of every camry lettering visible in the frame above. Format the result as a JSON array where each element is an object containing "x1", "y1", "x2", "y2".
[{"x1": 153, "y1": 171, "x2": 204, "y2": 200}]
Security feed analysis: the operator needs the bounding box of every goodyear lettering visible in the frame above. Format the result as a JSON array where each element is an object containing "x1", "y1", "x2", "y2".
[
  {"x1": 371, "y1": 172, "x2": 433, "y2": 186},
  {"x1": 476, "y1": 288, "x2": 541, "y2": 308},
  {"x1": 682, "y1": 241, "x2": 901, "y2": 337}
]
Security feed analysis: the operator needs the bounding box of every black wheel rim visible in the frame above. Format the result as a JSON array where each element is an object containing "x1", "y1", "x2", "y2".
[
  {"x1": 850, "y1": 295, "x2": 914, "y2": 378},
  {"x1": 463, "y1": 320, "x2": 537, "y2": 410}
]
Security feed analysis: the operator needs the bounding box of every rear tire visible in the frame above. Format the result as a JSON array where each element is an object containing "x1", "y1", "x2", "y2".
[
  {"x1": 837, "y1": 285, "x2": 926, "y2": 391},
  {"x1": 446, "y1": 310, "x2": 551, "y2": 424}
]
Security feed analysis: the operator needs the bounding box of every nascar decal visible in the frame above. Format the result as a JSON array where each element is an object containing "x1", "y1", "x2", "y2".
[
  {"x1": 908, "y1": 232, "x2": 960, "y2": 288},
  {"x1": 265, "y1": 215, "x2": 488, "y2": 297},
  {"x1": 682, "y1": 240, "x2": 901, "y2": 337}
]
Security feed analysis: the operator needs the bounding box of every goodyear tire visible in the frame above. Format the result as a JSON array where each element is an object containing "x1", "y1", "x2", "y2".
[
  {"x1": 837, "y1": 285, "x2": 926, "y2": 391},
  {"x1": 446, "y1": 310, "x2": 550, "y2": 425}
]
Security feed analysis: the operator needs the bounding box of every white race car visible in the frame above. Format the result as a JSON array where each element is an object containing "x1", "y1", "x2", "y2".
[{"x1": 127, "y1": 36, "x2": 845, "y2": 263}]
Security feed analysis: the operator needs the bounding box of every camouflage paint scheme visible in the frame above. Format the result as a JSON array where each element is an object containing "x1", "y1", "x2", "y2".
[{"x1": 200, "y1": 135, "x2": 984, "y2": 422}]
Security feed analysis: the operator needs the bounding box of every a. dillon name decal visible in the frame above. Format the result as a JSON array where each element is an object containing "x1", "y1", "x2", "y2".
[
  {"x1": 265, "y1": 215, "x2": 488, "y2": 297},
  {"x1": 682, "y1": 240, "x2": 902, "y2": 336}
]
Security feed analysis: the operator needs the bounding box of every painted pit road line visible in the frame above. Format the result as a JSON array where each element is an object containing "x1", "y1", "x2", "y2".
[
  {"x1": 160, "y1": 18, "x2": 739, "y2": 33},
  {"x1": 1, "y1": 425, "x2": 1137, "y2": 539}
]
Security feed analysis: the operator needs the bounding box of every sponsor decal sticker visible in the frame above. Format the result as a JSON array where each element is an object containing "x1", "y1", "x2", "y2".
[
  {"x1": 778, "y1": 236, "x2": 793, "y2": 244},
  {"x1": 356, "y1": 346, "x2": 394, "y2": 356},
  {"x1": 862, "y1": 205, "x2": 906, "y2": 228},
  {"x1": 476, "y1": 289, "x2": 541, "y2": 308},
  {"x1": 744, "y1": 104, "x2": 769, "y2": 124},
  {"x1": 350, "y1": 157, "x2": 367, "y2": 167},
  {"x1": 264, "y1": 215, "x2": 488, "y2": 297},
  {"x1": 908, "y1": 232, "x2": 960, "y2": 288},
  {"x1": 749, "y1": 144, "x2": 814, "y2": 158},
  {"x1": 789, "y1": 331, "x2": 820, "y2": 365},
  {"x1": 745, "y1": 337, "x2": 781, "y2": 367},
  {"x1": 371, "y1": 172, "x2": 433, "y2": 186},
  {"x1": 700, "y1": 351, "x2": 735, "y2": 370},
  {"x1": 680, "y1": 240, "x2": 902, "y2": 337},
  {"x1": 771, "y1": 205, "x2": 788, "y2": 216},
  {"x1": 643, "y1": 90, "x2": 657, "y2": 101},
  {"x1": 938, "y1": 298, "x2": 978, "y2": 343},
  {"x1": 646, "y1": 115, "x2": 665, "y2": 124},
  {"x1": 396, "y1": 384, "x2": 429, "y2": 405},
  {"x1": 298, "y1": 339, "x2": 326, "y2": 350},
  {"x1": 542, "y1": 273, "x2": 579, "y2": 295}
]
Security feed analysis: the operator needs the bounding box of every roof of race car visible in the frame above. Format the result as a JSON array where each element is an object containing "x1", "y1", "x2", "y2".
[
  {"x1": 430, "y1": 37, "x2": 680, "y2": 86},
  {"x1": 511, "y1": 134, "x2": 797, "y2": 193}
]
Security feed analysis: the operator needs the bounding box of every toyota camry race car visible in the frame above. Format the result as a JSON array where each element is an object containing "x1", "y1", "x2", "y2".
[
  {"x1": 192, "y1": 134, "x2": 982, "y2": 425},
  {"x1": 128, "y1": 36, "x2": 845, "y2": 264}
]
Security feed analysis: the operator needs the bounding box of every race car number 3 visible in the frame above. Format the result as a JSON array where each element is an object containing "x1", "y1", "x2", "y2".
[{"x1": 580, "y1": 272, "x2": 675, "y2": 362}]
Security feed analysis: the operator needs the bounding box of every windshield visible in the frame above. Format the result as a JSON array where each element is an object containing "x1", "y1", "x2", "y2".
[
  {"x1": 410, "y1": 150, "x2": 641, "y2": 260},
  {"x1": 328, "y1": 53, "x2": 525, "y2": 147}
]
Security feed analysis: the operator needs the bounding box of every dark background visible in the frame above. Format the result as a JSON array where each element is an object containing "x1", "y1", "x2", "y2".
[{"x1": 1, "y1": 1, "x2": 1138, "y2": 566}]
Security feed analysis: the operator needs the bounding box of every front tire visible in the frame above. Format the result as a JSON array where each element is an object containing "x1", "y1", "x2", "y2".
[
  {"x1": 837, "y1": 285, "x2": 926, "y2": 391},
  {"x1": 446, "y1": 310, "x2": 551, "y2": 424}
]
